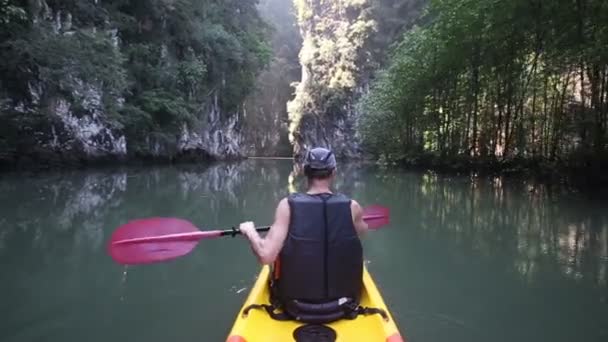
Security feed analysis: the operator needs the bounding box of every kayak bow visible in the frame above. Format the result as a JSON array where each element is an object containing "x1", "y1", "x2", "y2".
[{"x1": 226, "y1": 265, "x2": 405, "y2": 342}]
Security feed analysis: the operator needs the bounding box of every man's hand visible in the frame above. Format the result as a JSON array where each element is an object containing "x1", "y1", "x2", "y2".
[
  {"x1": 239, "y1": 221, "x2": 256, "y2": 238},
  {"x1": 239, "y1": 198, "x2": 290, "y2": 265}
]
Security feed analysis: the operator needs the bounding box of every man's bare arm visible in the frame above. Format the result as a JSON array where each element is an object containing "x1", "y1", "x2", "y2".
[
  {"x1": 351, "y1": 199, "x2": 369, "y2": 235},
  {"x1": 240, "y1": 198, "x2": 290, "y2": 265}
]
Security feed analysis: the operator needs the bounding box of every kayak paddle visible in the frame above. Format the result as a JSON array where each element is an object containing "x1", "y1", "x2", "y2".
[{"x1": 108, "y1": 205, "x2": 389, "y2": 265}]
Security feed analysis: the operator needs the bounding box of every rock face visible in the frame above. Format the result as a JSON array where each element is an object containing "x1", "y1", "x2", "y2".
[
  {"x1": 287, "y1": 0, "x2": 376, "y2": 160},
  {"x1": 286, "y1": 0, "x2": 428, "y2": 160},
  {"x1": 2, "y1": 81, "x2": 244, "y2": 168},
  {"x1": 178, "y1": 94, "x2": 245, "y2": 160},
  {"x1": 0, "y1": 4, "x2": 128, "y2": 167},
  {"x1": 291, "y1": 85, "x2": 368, "y2": 160},
  {"x1": 2, "y1": 79, "x2": 127, "y2": 166}
]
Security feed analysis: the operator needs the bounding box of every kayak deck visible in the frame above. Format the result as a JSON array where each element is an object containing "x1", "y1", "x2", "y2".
[{"x1": 226, "y1": 265, "x2": 404, "y2": 342}]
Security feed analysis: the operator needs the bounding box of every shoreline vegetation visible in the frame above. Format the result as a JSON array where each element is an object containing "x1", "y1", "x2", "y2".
[
  {"x1": 382, "y1": 153, "x2": 608, "y2": 189},
  {"x1": 0, "y1": 149, "x2": 217, "y2": 172},
  {"x1": 3, "y1": 150, "x2": 607, "y2": 193}
]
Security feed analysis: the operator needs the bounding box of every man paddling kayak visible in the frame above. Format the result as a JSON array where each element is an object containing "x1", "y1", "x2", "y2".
[{"x1": 239, "y1": 146, "x2": 369, "y2": 323}]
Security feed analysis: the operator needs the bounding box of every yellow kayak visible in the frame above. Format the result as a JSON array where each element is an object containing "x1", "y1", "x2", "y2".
[{"x1": 226, "y1": 265, "x2": 405, "y2": 342}]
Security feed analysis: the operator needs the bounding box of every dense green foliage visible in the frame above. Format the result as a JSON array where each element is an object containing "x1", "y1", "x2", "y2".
[
  {"x1": 0, "y1": 0, "x2": 270, "y2": 157},
  {"x1": 361, "y1": 0, "x2": 608, "y2": 167},
  {"x1": 367, "y1": 0, "x2": 427, "y2": 70}
]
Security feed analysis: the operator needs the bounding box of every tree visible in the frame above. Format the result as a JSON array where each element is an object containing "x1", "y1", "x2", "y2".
[{"x1": 360, "y1": 0, "x2": 608, "y2": 167}]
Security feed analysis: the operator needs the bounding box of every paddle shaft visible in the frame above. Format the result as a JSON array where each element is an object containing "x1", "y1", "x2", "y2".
[
  {"x1": 112, "y1": 226, "x2": 271, "y2": 245},
  {"x1": 221, "y1": 226, "x2": 271, "y2": 237}
]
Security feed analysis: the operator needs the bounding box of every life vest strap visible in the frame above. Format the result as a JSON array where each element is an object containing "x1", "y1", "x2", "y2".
[
  {"x1": 242, "y1": 293, "x2": 389, "y2": 324},
  {"x1": 242, "y1": 303, "x2": 292, "y2": 321},
  {"x1": 354, "y1": 306, "x2": 389, "y2": 321}
]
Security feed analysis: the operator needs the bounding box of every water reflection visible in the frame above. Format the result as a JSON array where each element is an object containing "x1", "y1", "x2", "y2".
[
  {"x1": 1, "y1": 161, "x2": 607, "y2": 342},
  {"x1": 352, "y1": 169, "x2": 608, "y2": 290},
  {"x1": 2, "y1": 163, "x2": 605, "y2": 289},
  {"x1": 0, "y1": 161, "x2": 294, "y2": 256},
  {"x1": 0, "y1": 171, "x2": 127, "y2": 256},
  {"x1": 0, "y1": 160, "x2": 298, "y2": 342}
]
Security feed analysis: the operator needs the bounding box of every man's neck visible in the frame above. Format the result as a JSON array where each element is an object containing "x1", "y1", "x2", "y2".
[{"x1": 306, "y1": 180, "x2": 332, "y2": 194}]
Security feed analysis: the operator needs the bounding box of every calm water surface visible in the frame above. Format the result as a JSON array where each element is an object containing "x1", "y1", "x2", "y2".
[{"x1": 1, "y1": 160, "x2": 607, "y2": 341}]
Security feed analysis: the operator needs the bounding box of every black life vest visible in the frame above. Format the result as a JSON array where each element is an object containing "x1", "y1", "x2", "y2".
[
  {"x1": 274, "y1": 192, "x2": 363, "y2": 323},
  {"x1": 242, "y1": 192, "x2": 389, "y2": 324}
]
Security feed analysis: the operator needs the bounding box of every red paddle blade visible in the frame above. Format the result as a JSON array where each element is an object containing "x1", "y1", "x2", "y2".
[
  {"x1": 108, "y1": 217, "x2": 202, "y2": 265},
  {"x1": 363, "y1": 205, "x2": 390, "y2": 229}
]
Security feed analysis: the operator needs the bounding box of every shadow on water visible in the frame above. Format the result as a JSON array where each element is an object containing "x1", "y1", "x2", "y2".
[{"x1": 0, "y1": 160, "x2": 607, "y2": 342}]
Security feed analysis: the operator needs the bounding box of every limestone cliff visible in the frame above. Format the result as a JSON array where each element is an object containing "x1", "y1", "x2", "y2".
[
  {"x1": 287, "y1": 0, "x2": 376, "y2": 160},
  {"x1": 286, "y1": 0, "x2": 427, "y2": 160},
  {"x1": 0, "y1": 0, "x2": 269, "y2": 169}
]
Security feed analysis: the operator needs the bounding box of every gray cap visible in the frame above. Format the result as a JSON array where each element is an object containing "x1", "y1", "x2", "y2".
[{"x1": 304, "y1": 147, "x2": 336, "y2": 170}]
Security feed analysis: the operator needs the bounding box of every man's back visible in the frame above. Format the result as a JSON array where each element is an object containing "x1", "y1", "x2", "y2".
[
  {"x1": 238, "y1": 146, "x2": 369, "y2": 323},
  {"x1": 275, "y1": 192, "x2": 363, "y2": 303}
]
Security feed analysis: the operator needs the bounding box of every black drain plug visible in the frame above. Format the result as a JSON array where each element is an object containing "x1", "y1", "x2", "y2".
[{"x1": 293, "y1": 324, "x2": 337, "y2": 342}]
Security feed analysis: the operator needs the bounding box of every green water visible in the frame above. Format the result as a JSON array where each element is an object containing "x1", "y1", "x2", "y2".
[{"x1": 1, "y1": 160, "x2": 607, "y2": 341}]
